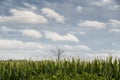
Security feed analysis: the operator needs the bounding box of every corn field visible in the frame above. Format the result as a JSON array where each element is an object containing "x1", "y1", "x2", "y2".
[{"x1": 0, "y1": 57, "x2": 119, "y2": 80}]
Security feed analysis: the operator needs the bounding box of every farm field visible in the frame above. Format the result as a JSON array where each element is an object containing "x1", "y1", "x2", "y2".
[
  {"x1": 0, "y1": 57, "x2": 119, "y2": 80},
  {"x1": 0, "y1": 0, "x2": 120, "y2": 80}
]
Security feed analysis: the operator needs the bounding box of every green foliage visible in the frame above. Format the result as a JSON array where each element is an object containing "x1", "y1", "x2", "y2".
[{"x1": 0, "y1": 57, "x2": 119, "y2": 80}]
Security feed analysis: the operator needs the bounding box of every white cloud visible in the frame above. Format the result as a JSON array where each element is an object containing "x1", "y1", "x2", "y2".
[
  {"x1": 112, "y1": 42, "x2": 117, "y2": 46},
  {"x1": 109, "y1": 19, "x2": 120, "y2": 27},
  {"x1": 101, "y1": 49, "x2": 120, "y2": 55},
  {"x1": 0, "y1": 39, "x2": 120, "y2": 60},
  {"x1": 92, "y1": 0, "x2": 119, "y2": 11},
  {"x1": 93, "y1": 2, "x2": 105, "y2": 6},
  {"x1": 77, "y1": 6, "x2": 82, "y2": 11},
  {"x1": 70, "y1": 31, "x2": 86, "y2": 35},
  {"x1": 0, "y1": 39, "x2": 45, "y2": 50},
  {"x1": 63, "y1": 45, "x2": 91, "y2": 51},
  {"x1": 79, "y1": 31, "x2": 86, "y2": 35},
  {"x1": 42, "y1": 8, "x2": 64, "y2": 23},
  {"x1": 84, "y1": 53, "x2": 120, "y2": 60},
  {"x1": 20, "y1": 29, "x2": 42, "y2": 38},
  {"x1": 93, "y1": 0, "x2": 114, "y2": 6},
  {"x1": 102, "y1": 0, "x2": 113, "y2": 3},
  {"x1": 0, "y1": 39, "x2": 90, "y2": 55},
  {"x1": 108, "y1": 5, "x2": 120, "y2": 10},
  {"x1": 0, "y1": 26, "x2": 14, "y2": 32},
  {"x1": 109, "y1": 28, "x2": 120, "y2": 32},
  {"x1": 78, "y1": 20, "x2": 106, "y2": 29},
  {"x1": 44, "y1": 31, "x2": 79, "y2": 42},
  {"x1": 0, "y1": 39, "x2": 90, "y2": 53},
  {"x1": 23, "y1": 3, "x2": 37, "y2": 10},
  {"x1": 0, "y1": 9, "x2": 48, "y2": 24}
]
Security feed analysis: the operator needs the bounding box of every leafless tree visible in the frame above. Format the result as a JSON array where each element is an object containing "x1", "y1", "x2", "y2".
[{"x1": 51, "y1": 48, "x2": 64, "y2": 61}]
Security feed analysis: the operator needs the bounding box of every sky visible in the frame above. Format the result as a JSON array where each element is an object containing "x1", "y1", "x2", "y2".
[{"x1": 0, "y1": 0, "x2": 120, "y2": 60}]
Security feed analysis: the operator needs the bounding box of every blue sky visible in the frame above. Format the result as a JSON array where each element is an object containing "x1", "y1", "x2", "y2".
[{"x1": 0, "y1": 0, "x2": 120, "y2": 60}]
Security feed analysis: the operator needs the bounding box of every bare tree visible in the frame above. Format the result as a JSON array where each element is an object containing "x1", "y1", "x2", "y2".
[{"x1": 51, "y1": 48, "x2": 64, "y2": 61}]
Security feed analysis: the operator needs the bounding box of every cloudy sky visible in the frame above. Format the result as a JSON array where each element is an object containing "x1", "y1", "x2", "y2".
[{"x1": 0, "y1": 0, "x2": 120, "y2": 60}]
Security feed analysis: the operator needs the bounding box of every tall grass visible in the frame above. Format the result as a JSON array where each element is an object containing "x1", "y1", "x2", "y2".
[{"x1": 0, "y1": 57, "x2": 119, "y2": 80}]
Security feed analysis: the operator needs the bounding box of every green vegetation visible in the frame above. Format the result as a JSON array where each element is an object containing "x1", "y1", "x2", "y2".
[{"x1": 0, "y1": 57, "x2": 119, "y2": 80}]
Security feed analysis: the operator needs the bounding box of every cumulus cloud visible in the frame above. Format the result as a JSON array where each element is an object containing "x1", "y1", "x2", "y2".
[
  {"x1": 70, "y1": 31, "x2": 86, "y2": 35},
  {"x1": 112, "y1": 42, "x2": 117, "y2": 46},
  {"x1": 0, "y1": 39, "x2": 45, "y2": 50},
  {"x1": 0, "y1": 9, "x2": 48, "y2": 24},
  {"x1": 84, "y1": 53, "x2": 120, "y2": 60},
  {"x1": 0, "y1": 39, "x2": 90, "y2": 53},
  {"x1": 63, "y1": 45, "x2": 91, "y2": 51},
  {"x1": 109, "y1": 19, "x2": 120, "y2": 27},
  {"x1": 44, "y1": 31, "x2": 79, "y2": 42},
  {"x1": 108, "y1": 5, "x2": 120, "y2": 10},
  {"x1": 92, "y1": 0, "x2": 119, "y2": 11},
  {"x1": 78, "y1": 20, "x2": 106, "y2": 29},
  {"x1": 0, "y1": 26, "x2": 14, "y2": 32},
  {"x1": 1, "y1": 39, "x2": 120, "y2": 60},
  {"x1": 20, "y1": 29, "x2": 42, "y2": 38},
  {"x1": 102, "y1": 0, "x2": 113, "y2": 3},
  {"x1": 109, "y1": 28, "x2": 120, "y2": 32},
  {"x1": 79, "y1": 31, "x2": 86, "y2": 35},
  {"x1": 23, "y1": 3, "x2": 37, "y2": 10},
  {"x1": 42, "y1": 8, "x2": 64, "y2": 23},
  {"x1": 0, "y1": 39, "x2": 92, "y2": 60},
  {"x1": 93, "y1": 0, "x2": 114, "y2": 6},
  {"x1": 77, "y1": 6, "x2": 83, "y2": 11}
]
